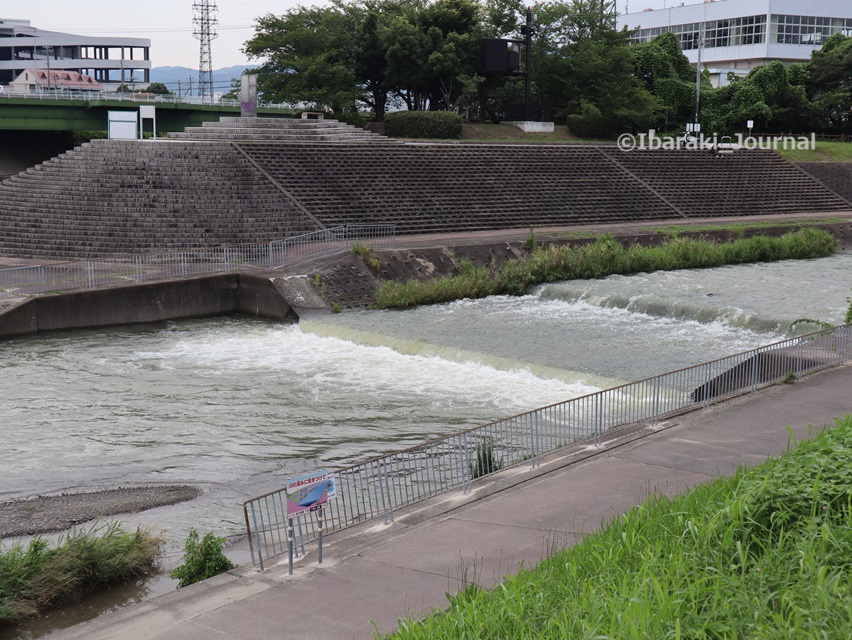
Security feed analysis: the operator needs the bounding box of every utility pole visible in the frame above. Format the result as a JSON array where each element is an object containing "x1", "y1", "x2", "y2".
[
  {"x1": 193, "y1": 0, "x2": 219, "y2": 102},
  {"x1": 521, "y1": 6, "x2": 535, "y2": 121},
  {"x1": 695, "y1": 22, "x2": 704, "y2": 125},
  {"x1": 45, "y1": 45, "x2": 51, "y2": 91}
]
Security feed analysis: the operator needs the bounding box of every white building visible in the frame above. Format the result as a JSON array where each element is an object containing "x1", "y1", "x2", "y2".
[
  {"x1": 0, "y1": 18, "x2": 150, "y2": 90},
  {"x1": 618, "y1": 0, "x2": 852, "y2": 86}
]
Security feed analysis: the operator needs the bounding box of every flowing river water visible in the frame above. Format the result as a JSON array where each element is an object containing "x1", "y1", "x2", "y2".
[{"x1": 2, "y1": 254, "x2": 851, "y2": 637}]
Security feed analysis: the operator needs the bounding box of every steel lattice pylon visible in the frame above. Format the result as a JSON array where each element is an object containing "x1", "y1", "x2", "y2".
[{"x1": 192, "y1": 0, "x2": 219, "y2": 101}]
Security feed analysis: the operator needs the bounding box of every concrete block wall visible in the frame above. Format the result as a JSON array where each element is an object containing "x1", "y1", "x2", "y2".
[{"x1": 0, "y1": 139, "x2": 322, "y2": 259}]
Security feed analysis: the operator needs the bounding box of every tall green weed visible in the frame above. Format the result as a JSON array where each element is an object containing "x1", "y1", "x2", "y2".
[{"x1": 376, "y1": 229, "x2": 838, "y2": 310}]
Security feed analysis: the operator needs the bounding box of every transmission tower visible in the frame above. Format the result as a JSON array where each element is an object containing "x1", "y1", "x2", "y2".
[{"x1": 192, "y1": 0, "x2": 218, "y2": 101}]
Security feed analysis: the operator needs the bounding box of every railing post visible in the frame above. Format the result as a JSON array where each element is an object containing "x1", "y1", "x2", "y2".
[
  {"x1": 376, "y1": 460, "x2": 390, "y2": 525},
  {"x1": 287, "y1": 517, "x2": 294, "y2": 576},
  {"x1": 86, "y1": 261, "x2": 95, "y2": 289},
  {"x1": 461, "y1": 432, "x2": 471, "y2": 494},
  {"x1": 268, "y1": 242, "x2": 274, "y2": 269},
  {"x1": 248, "y1": 502, "x2": 265, "y2": 572}
]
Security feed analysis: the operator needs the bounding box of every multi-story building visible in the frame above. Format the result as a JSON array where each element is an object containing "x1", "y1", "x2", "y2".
[
  {"x1": 0, "y1": 18, "x2": 150, "y2": 90},
  {"x1": 618, "y1": 0, "x2": 852, "y2": 86}
]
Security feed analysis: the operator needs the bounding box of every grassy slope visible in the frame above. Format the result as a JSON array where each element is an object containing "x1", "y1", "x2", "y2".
[
  {"x1": 455, "y1": 125, "x2": 852, "y2": 164},
  {"x1": 388, "y1": 414, "x2": 852, "y2": 639}
]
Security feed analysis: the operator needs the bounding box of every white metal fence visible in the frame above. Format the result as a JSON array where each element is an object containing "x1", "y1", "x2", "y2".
[
  {"x1": 0, "y1": 225, "x2": 395, "y2": 300},
  {"x1": 0, "y1": 89, "x2": 292, "y2": 110},
  {"x1": 244, "y1": 323, "x2": 851, "y2": 570}
]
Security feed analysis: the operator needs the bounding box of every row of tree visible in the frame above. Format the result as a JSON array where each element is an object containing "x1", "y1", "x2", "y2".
[{"x1": 242, "y1": 0, "x2": 852, "y2": 136}]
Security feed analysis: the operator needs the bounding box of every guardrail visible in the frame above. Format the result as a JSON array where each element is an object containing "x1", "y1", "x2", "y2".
[
  {"x1": 0, "y1": 89, "x2": 293, "y2": 110},
  {"x1": 0, "y1": 224, "x2": 395, "y2": 300},
  {"x1": 243, "y1": 323, "x2": 851, "y2": 570}
]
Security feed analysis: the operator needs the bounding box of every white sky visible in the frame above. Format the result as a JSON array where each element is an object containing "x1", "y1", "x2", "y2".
[{"x1": 21, "y1": 0, "x2": 697, "y2": 70}]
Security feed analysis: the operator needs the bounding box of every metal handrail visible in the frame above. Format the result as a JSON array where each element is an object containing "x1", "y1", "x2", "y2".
[
  {"x1": 0, "y1": 89, "x2": 293, "y2": 110},
  {"x1": 243, "y1": 323, "x2": 851, "y2": 569},
  {"x1": 0, "y1": 224, "x2": 395, "y2": 300}
]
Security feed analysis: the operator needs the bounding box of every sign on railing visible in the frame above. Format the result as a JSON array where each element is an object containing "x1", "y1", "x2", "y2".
[{"x1": 243, "y1": 324, "x2": 851, "y2": 570}]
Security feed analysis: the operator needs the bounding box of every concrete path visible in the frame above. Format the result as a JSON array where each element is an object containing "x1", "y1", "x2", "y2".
[{"x1": 46, "y1": 363, "x2": 851, "y2": 640}]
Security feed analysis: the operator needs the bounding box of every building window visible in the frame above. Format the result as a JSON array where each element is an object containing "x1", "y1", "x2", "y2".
[
  {"x1": 629, "y1": 14, "x2": 766, "y2": 48},
  {"x1": 771, "y1": 14, "x2": 852, "y2": 45}
]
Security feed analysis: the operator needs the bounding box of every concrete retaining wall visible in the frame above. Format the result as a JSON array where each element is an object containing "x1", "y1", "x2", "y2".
[{"x1": 0, "y1": 273, "x2": 296, "y2": 340}]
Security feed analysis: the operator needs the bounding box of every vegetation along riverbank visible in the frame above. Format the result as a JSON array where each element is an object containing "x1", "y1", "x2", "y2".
[
  {"x1": 0, "y1": 523, "x2": 162, "y2": 625},
  {"x1": 388, "y1": 413, "x2": 852, "y2": 638},
  {"x1": 375, "y1": 228, "x2": 838, "y2": 309}
]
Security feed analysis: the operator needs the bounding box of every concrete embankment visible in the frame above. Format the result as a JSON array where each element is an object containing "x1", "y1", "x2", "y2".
[
  {"x1": 2, "y1": 218, "x2": 851, "y2": 339},
  {"x1": 0, "y1": 273, "x2": 328, "y2": 339}
]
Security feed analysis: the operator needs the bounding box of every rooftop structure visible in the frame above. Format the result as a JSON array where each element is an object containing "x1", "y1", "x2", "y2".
[
  {"x1": 618, "y1": 0, "x2": 852, "y2": 86},
  {"x1": 0, "y1": 18, "x2": 150, "y2": 90},
  {"x1": 9, "y1": 68, "x2": 103, "y2": 92}
]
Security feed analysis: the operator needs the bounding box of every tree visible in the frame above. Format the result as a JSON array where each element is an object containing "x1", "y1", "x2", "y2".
[
  {"x1": 244, "y1": 4, "x2": 361, "y2": 113},
  {"x1": 807, "y1": 33, "x2": 852, "y2": 134},
  {"x1": 632, "y1": 32, "x2": 694, "y2": 131},
  {"x1": 701, "y1": 61, "x2": 814, "y2": 134},
  {"x1": 144, "y1": 82, "x2": 172, "y2": 95}
]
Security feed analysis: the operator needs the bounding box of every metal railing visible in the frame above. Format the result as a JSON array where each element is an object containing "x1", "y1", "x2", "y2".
[
  {"x1": 0, "y1": 224, "x2": 395, "y2": 300},
  {"x1": 0, "y1": 89, "x2": 294, "y2": 110},
  {"x1": 244, "y1": 323, "x2": 852, "y2": 569}
]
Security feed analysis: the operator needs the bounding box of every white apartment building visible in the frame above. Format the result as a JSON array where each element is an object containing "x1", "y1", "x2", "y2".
[
  {"x1": 0, "y1": 18, "x2": 150, "y2": 90},
  {"x1": 618, "y1": 0, "x2": 852, "y2": 86}
]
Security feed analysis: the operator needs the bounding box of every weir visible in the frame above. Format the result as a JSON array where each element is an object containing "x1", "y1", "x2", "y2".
[{"x1": 244, "y1": 323, "x2": 852, "y2": 569}]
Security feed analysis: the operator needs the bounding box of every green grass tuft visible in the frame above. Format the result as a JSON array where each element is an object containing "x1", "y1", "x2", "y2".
[{"x1": 0, "y1": 522, "x2": 162, "y2": 624}]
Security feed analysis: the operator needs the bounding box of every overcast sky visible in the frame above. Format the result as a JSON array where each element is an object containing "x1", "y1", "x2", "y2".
[{"x1": 24, "y1": 0, "x2": 700, "y2": 70}]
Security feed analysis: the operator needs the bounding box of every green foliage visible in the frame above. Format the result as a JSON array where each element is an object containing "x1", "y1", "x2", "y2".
[
  {"x1": 388, "y1": 414, "x2": 852, "y2": 639},
  {"x1": 523, "y1": 226, "x2": 537, "y2": 251},
  {"x1": 0, "y1": 523, "x2": 162, "y2": 624},
  {"x1": 144, "y1": 82, "x2": 172, "y2": 95},
  {"x1": 352, "y1": 241, "x2": 381, "y2": 273},
  {"x1": 384, "y1": 110, "x2": 464, "y2": 138},
  {"x1": 376, "y1": 229, "x2": 837, "y2": 309},
  {"x1": 846, "y1": 291, "x2": 852, "y2": 325},
  {"x1": 470, "y1": 437, "x2": 502, "y2": 479},
  {"x1": 169, "y1": 528, "x2": 234, "y2": 588}
]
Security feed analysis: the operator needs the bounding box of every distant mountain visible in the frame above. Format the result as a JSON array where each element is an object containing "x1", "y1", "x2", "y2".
[{"x1": 150, "y1": 65, "x2": 253, "y2": 96}]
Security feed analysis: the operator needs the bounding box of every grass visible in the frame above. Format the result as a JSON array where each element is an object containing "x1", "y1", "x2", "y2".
[
  {"x1": 0, "y1": 523, "x2": 162, "y2": 624},
  {"x1": 375, "y1": 228, "x2": 838, "y2": 310},
  {"x1": 635, "y1": 218, "x2": 850, "y2": 238},
  {"x1": 387, "y1": 414, "x2": 852, "y2": 639},
  {"x1": 777, "y1": 140, "x2": 852, "y2": 163}
]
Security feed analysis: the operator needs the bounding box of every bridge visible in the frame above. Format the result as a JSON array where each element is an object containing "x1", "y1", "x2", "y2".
[{"x1": 0, "y1": 94, "x2": 294, "y2": 132}]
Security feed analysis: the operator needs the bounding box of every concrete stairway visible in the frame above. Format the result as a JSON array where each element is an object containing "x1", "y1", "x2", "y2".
[
  {"x1": 168, "y1": 117, "x2": 398, "y2": 143},
  {"x1": 0, "y1": 139, "x2": 321, "y2": 259},
  {"x1": 795, "y1": 162, "x2": 852, "y2": 204},
  {"x1": 600, "y1": 148, "x2": 850, "y2": 218},
  {"x1": 237, "y1": 143, "x2": 682, "y2": 234}
]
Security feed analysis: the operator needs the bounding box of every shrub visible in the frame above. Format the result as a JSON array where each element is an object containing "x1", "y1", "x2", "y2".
[
  {"x1": 384, "y1": 111, "x2": 464, "y2": 139},
  {"x1": 565, "y1": 113, "x2": 619, "y2": 139},
  {"x1": 169, "y1": 528, "x2": 234, "y2": 588}
]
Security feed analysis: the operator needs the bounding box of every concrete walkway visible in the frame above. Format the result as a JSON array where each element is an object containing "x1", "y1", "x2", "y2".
[{"x1": 46, "y1": 363, "x2": 851, "y2": 640}]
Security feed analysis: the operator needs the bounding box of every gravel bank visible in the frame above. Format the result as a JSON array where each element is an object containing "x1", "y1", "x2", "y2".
[{"x1": 0, "y1": 486, "x2": 201, "y2": 537}]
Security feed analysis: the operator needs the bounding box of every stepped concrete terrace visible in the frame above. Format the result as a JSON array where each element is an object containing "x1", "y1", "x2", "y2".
[
  {"x1": 238, "y1": 143, "x2": 682, "y2": 234},
  {"x1": 796, "y1": 162, "x2": 852, "y2": 204},
  {"x1": 167, "y1": 116, "x2": 400, "y2": 144},
  {"x1": 236, "y1": 143, "x2": 852, "y2": 235},
  {"x1": 0, "y1": 139, "x2": 322, "y2": 260},
  {"x1": 1, "y1": 115, "x2": 851, "y2": 260},
  {"x1": 596, "y1": 147, "x2": 851, "y2": 218}
]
